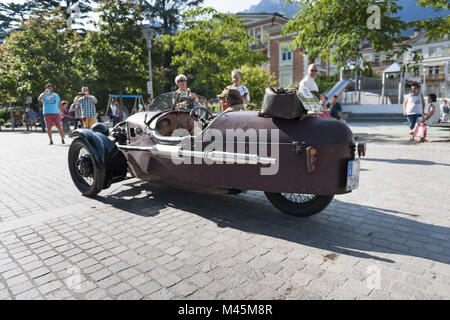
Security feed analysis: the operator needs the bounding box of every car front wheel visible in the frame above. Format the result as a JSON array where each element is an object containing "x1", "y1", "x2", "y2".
[
  {"x1": 264, "y1": 192, "x2": 334, "y2": 217},
  {"x1": 68, "y1": 138, "x2": 103, "y2": 197}
]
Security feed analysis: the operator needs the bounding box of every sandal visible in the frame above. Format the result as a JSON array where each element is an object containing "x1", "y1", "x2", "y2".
[{"x1": 409, "y1": 133, "x2": 414, "y2": 141}]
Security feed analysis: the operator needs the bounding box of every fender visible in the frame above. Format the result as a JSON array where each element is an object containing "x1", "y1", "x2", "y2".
[{"x1": 71, "y1": 129, "x2": 128, "y2": 189}]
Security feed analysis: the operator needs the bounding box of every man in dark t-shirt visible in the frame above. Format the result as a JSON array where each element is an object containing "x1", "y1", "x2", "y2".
[{"x1": 326, "y1": 95, "x2": 343, "y2": 120}]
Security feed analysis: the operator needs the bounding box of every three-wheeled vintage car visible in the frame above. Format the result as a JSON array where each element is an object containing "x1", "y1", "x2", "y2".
[{"x1": 68, "y1": 89, "x2": 366, "y2": 217}]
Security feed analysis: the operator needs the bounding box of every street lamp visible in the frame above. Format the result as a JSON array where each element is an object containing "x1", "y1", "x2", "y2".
[{"x1": 141, "y1": 26, "x2": 156, "y2": 97}]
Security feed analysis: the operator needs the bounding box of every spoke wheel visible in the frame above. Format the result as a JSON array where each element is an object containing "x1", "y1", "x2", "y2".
[
  {"x1": 265, "y1": 192, "x2": 334, "y2": 217},
  {"x1": 68, "y1": 138, "x2": 103, "y2": 196}
]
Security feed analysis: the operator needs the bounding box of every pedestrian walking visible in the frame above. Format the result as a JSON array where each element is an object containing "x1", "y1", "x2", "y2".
[
  {"x1": 403, "y1": 83, "x2": 425, "y2": 141},
  {"x1": 37, "y1": 83, "x2": 65, "y2": 145},
  {"x1": 74, "y1": 86, "x2": 98, "y2": 129}
]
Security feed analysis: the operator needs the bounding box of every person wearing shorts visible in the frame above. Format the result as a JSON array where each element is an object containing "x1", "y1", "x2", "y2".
[
  {"x1": 38, "y1": 83, "x2": 65, "y2": 145},
  {"x1": 74, "y1": 86, "x2": 98, "y2": 129},
  {"x1": 403, "y1": 83, "x2": 425, "y2": 141}
]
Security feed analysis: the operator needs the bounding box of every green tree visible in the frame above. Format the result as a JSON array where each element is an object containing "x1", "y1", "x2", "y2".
[
  {"x1": 283, "y1": 0, "x2": 411, "y2": 70},
  {"x1": 414, "y1": 0, "x2": 449, "y2": 42},
  {"x1": 0, "y1": 10, "x2": 85, "y2": 105},
  {"x1": 0, "y1": 1, "x2": 95, "y2": 40},
  {"x1": 139, "y1": 0, "x2": 204, "y2": 35},
  {"x1": 239, "y1": 65, "x2": 277, "y2": 109},
  {"x1": 0, "y1": 2, "x2": 33, "y2": 40},
  {"x1": 86, "y1": 0, "x2": 147, "y2": 110},
  {"x1": 161, "y1": 7, "x2": 267, "y2": 99},
  {"x1": 139, "y1": 0, "x2": 205, "y2": 92}
]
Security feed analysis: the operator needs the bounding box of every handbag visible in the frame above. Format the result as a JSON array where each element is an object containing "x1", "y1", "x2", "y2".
[
  {"x1": 260, "y1": 87, "x2": 306, "y2": 119},
  {"x1": 414, "y1": 121, "x2": 427, "y2": 138}
]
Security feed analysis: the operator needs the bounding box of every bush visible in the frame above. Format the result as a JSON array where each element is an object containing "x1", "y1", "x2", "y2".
[
  {"x1": 315, "y1": 74, "x2": 339, "y2": 94},
  {"x1": 0, "y1": 109, "x2": 10, "y2": 124}
]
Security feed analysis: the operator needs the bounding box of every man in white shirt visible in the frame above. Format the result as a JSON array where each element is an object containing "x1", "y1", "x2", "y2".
[{"x1": 299, "y1": 63, "x2": 319, "y2": 98}]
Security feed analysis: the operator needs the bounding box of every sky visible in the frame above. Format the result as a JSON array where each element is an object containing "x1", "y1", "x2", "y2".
[
  {"x1": 203, "y1": 0, "x2": 260, "y2": 13},
  {"x1": 3, "y1": 0, "x2": 261, "y2": 13}
]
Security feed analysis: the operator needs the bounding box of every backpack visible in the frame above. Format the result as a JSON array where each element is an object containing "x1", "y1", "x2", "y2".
[{"x1": 260, "y1": 87, "x2": 306, "y2": 119}]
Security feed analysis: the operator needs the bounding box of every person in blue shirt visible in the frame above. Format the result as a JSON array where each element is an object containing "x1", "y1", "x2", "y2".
[
  {"x1": 326, "y1": 95, "x2": 343, "y2": 120},
  {"x1": 38, "y1": 83, "x2": 65, "y2": 145}
]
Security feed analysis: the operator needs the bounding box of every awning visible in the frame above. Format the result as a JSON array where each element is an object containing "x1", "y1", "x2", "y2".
[{"x1": 383, "y1": 62, "x2": 401, "y2": 73}]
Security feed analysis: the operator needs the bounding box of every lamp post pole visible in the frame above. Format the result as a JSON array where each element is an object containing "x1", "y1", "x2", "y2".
[{"x1": 141, "y1": 27, "x2": 155, "y2": 98}]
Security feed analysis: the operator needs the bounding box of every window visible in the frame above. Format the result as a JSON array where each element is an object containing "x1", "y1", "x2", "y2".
[
  {"x1": 428, "y1": 66, "x2": 433, "y2": 75},
  {"x1": 374, "y1": 55, "x2": 379, "y2": 64},
  {"x1": 413, "y1": 68, "x2": 419, "y2": 77},
  {"x1": 282, "y1": 51, "x2": 292, "y2": 61},
  {"x1": 429, "y1": 47, "x2": 435, "y2": 56},
  {"x1": 434, "y1": 66, "x2": 440, "y2": 74},
  {"x1": 280, "y1": 42, "x2": 292, "y2": 63},
  {"x1": 442, "y1": 46, "x2": 448, "y2": 56}
]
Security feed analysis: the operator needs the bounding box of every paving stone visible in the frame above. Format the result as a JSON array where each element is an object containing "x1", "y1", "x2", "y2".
[
  {"x1": 137, "y1": 281, "x2": 162, "y2": 296},
  {"x1": 147, "y1": 288, "x2": 175, "y2": 300},
  {"x1": 1, "y1": 131, "x2": 450, "y2": 300},
  {"x1": 109, "y1": 283, "x2": 133, "y2": 296}
]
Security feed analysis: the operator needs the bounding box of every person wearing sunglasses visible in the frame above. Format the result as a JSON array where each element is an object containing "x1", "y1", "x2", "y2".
[
  {"x1": 172, "y1": 74, "x2": 198, "y2": 109},
  {"x1": 299, "y1": 63, "x2": 320, "y2": 99}
]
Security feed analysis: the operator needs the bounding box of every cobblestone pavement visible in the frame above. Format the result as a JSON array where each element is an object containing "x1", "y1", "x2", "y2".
[{"x1": 0, "y1": 125, "x2": 449, "y2": 300}]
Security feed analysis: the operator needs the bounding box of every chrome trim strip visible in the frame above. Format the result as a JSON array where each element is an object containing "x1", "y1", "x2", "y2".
[{"x1": 118, "y1": 144, "x2": 276, "y2": 165}]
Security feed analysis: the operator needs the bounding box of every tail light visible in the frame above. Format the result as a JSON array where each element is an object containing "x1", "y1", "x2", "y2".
[{"x1": 306, "y1": 147, "x2": 318, "y2": 173}]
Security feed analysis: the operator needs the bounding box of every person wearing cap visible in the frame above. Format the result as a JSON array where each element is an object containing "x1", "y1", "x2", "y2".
[
  {"x1": 218, "y1": 88, "x2": 245, "y2": 113},
  {"x1": 172, "y1": 74, "x2": 198, "y2": 109},
  {"x1": 38, "y1": 83, "x2": 65, "y2": 145}
]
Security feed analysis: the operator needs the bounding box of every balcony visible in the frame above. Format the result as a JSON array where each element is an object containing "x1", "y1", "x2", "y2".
[
  {"x1": 250, "y1": 41, "x2": 268, "y2": 51},
  {"x1": 371, "y1": 59, "x2": 395, "y2": 68},
  {"x1": 425, "y1": 74, "x2": 445, "y2": 82}
]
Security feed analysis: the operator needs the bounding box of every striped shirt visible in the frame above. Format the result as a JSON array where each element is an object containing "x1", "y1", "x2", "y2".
[{"x1": 78, "y1": 96, "x2": 97, "y2": 118}]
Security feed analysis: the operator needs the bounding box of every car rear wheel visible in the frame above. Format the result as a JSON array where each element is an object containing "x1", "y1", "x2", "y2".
[
  {"x1": 264, "y1": 192, "x2": 334, "y2": 217},
  {"x1": 68, "y1": 138, "x2": 103, "y2": 197}
]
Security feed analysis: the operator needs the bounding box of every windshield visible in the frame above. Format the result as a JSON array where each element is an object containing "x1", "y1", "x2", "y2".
[{"x1": 149, "y1": 91, "x2": 208, "y2": 112}]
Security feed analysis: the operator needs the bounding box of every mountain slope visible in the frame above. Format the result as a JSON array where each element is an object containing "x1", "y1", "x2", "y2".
[{"x1": 243, "y1": 0, "x2": 449, "y2": 22}]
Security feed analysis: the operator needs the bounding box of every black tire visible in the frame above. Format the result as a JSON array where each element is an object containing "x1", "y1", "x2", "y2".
[
  {"x1": 68, "y1": 138, "x2": 103, "y2": 197},
  {"x1": 264, "y1": 192, "x2": 334, "y2": 217}
]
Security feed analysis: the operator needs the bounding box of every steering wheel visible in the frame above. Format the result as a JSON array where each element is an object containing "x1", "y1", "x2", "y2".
[{"x1": 189, "y1": 106, "x2": 212, "y2": 124}]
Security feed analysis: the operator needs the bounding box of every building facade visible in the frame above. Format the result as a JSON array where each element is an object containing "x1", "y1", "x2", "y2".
[
  {"x1": 361, "y1": 32, "x2": 450, "y2": 98},
  {"x1": 237, "y1": 13, "x2": 329, "y2": 87}
]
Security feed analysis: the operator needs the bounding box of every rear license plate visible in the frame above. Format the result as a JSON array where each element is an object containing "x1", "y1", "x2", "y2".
[{"x1": 346, "y1": 159, "x2": 360, "y2": 191}]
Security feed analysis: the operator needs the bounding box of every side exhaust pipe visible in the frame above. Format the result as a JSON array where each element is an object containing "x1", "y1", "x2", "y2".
[{"x1": 118, "y1": 144, "x2": 276, "y2": 166}]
